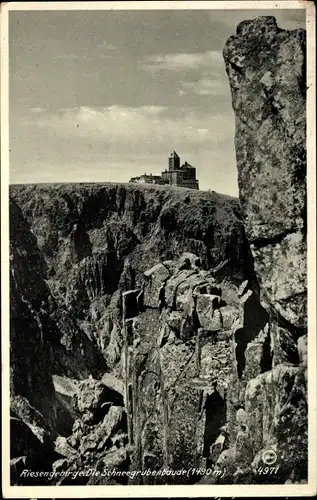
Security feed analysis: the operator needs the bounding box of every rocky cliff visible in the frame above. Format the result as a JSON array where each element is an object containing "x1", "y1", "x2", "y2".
[
  {"x1": 9, "y1": 183, "x2": 250, "y2": 484},
  {"x1": 9, "y1": 15, "x2": 307, "y2": 487},
  {"x1": 223, "y1": 15, "x2": 307, "y2": 331},
  {"x1": 221, "y1": 15, "x2": 307, "y2": 483}
]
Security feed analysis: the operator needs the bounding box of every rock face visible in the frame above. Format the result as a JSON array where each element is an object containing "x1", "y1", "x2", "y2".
[
  {"x1": 220, "y1": 15, "x2": 307, "y2": 483},
  {"x1": 223, "y1": 15, "x2": 306, "y2": 330},
  {"x1": 8, "y1": 15, "x2": 307, "y2": 487},
  {"x1": 9, "y1": 183, "x2": 248, "y2": 485},
  {"x1": 129, "y1": 257, "x2": 238, "y2": 481}
]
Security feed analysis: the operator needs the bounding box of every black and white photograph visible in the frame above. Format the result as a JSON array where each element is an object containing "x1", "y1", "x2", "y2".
[{"x1": 1, "y1": 1, "x2": 316, "y2": 497}]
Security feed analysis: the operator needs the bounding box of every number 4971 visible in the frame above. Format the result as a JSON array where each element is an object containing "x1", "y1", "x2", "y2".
[{"x1": 257, "y1": 466, "x2": 280, "y2": 475}]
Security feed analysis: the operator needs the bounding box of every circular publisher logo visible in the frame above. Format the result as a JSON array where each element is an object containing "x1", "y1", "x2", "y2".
[{"x1": 262, "y1": 449, "x2": 277, "y2": 465}]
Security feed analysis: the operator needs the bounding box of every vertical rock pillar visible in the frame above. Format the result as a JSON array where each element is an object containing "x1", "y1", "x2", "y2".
[
  {"x1": 223, "y1": 16, "x2": 307, "y2": 330},
  {"x1": 222, "y1": 16, "x2": 307, "y2": 482}
]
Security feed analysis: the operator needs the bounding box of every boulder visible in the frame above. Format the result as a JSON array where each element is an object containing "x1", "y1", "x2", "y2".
[
  {"x1": 196, "y1": 294, "x2": 223, "y2": 331},
  {"x1": 79, "y1": 406, "x2": 125, "y2": 455},
  {"x1": 165, "y1": 311, "x2": 183, "y2": 331},
  {"x1": 209, "y1": 433, "x2": 226, "y2": 464},
  {"x1": 177, "y1": 252, "x2": 201, "y2": 271},
  {"x1": 74, "y1": 378, "x2": 123, "y2": 419},
  {"x1": 74, "y1": 378, "x2": 107, "y2": 412},
  {"x1": 165, "y1": 270, "x2": 198, "y2": 309},
  {"x1": 101, "y1": 373, "x2": 125, "y2": 397},
  {"x1": 236, "y1": 408, "x2": 248, "y2": 430},
  {"x1": 143, "y1": 263, "x2": 171, "y2": 308},
  {"x1": 214, "y1": 447, "x2": 237, "y2": 483},
  {"x1": 87, "y1": 447, "x2": 130, "y2": 485},
  {"x1": 100, "y1": 446, "x2": 129, "y2": 469},
  {"x1": 54, "y1": 436, "x2": 77, "y2": 459},
  {"x1": 10, "y1": 395, "x2": 54, "y2": 444},
  {"x1": 52, "y1": 375, "x2": 78, "y2": 397},
  {"x1": 66, "y1": 418, "x2": 88, "y2": 448}
]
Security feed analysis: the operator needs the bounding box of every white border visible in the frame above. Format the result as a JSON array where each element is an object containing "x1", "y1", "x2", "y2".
[
  {"x1": 0, "y1": 0, "x2": 314, "y2": 10},
  {"x1": 1, "y1": 1, "x2": 316, "y2": 498}
]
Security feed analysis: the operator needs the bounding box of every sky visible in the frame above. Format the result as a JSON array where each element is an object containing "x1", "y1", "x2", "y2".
[{"x1": 9, "y1": 7, "x2": 306, "y2": 196}]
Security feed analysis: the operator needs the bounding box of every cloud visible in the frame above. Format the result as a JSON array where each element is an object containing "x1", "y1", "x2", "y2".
[
  {"x1": 22, "y1": 105, "x2": 233, "y2": 154},
  {"x1": 13, "y1": 106, "x2": 237, "y2": 195},
  {"x1": 140, "y1": 50, "x2": 224, "y2": 72},
  {"x1": 180, "y1": 76, "x2": 229, "y2": 96}
]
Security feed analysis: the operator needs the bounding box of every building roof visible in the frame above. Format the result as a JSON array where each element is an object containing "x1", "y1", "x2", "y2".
[{"x1": 169, "y1": 150, "x2": 180, "y2": 158}]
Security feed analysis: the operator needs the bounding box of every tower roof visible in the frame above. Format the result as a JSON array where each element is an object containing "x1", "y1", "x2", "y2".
[{"x1": 170, "y1": 150, "x2": 179, "y2": 158}]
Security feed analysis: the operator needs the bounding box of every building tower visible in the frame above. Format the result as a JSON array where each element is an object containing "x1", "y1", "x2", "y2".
[{"x1": 168, "y1": 151, "x2": 180, "y2": 171}]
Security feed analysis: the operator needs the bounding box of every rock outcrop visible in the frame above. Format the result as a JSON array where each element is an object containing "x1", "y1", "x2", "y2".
[
  {"x1": 223, "y1": 15, "x2": 306, "y2": 330},
  {"x1": 220, "y1": 15, "x2": 307, "y2": 483},
  {"x1": 9, "y1": 184, "x2": 248, "y2": 484}
]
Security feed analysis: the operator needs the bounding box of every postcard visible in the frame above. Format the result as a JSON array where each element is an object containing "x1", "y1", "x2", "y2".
[{"x1": 1, "y1": 1, "x2": 316, "y2": 497}]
